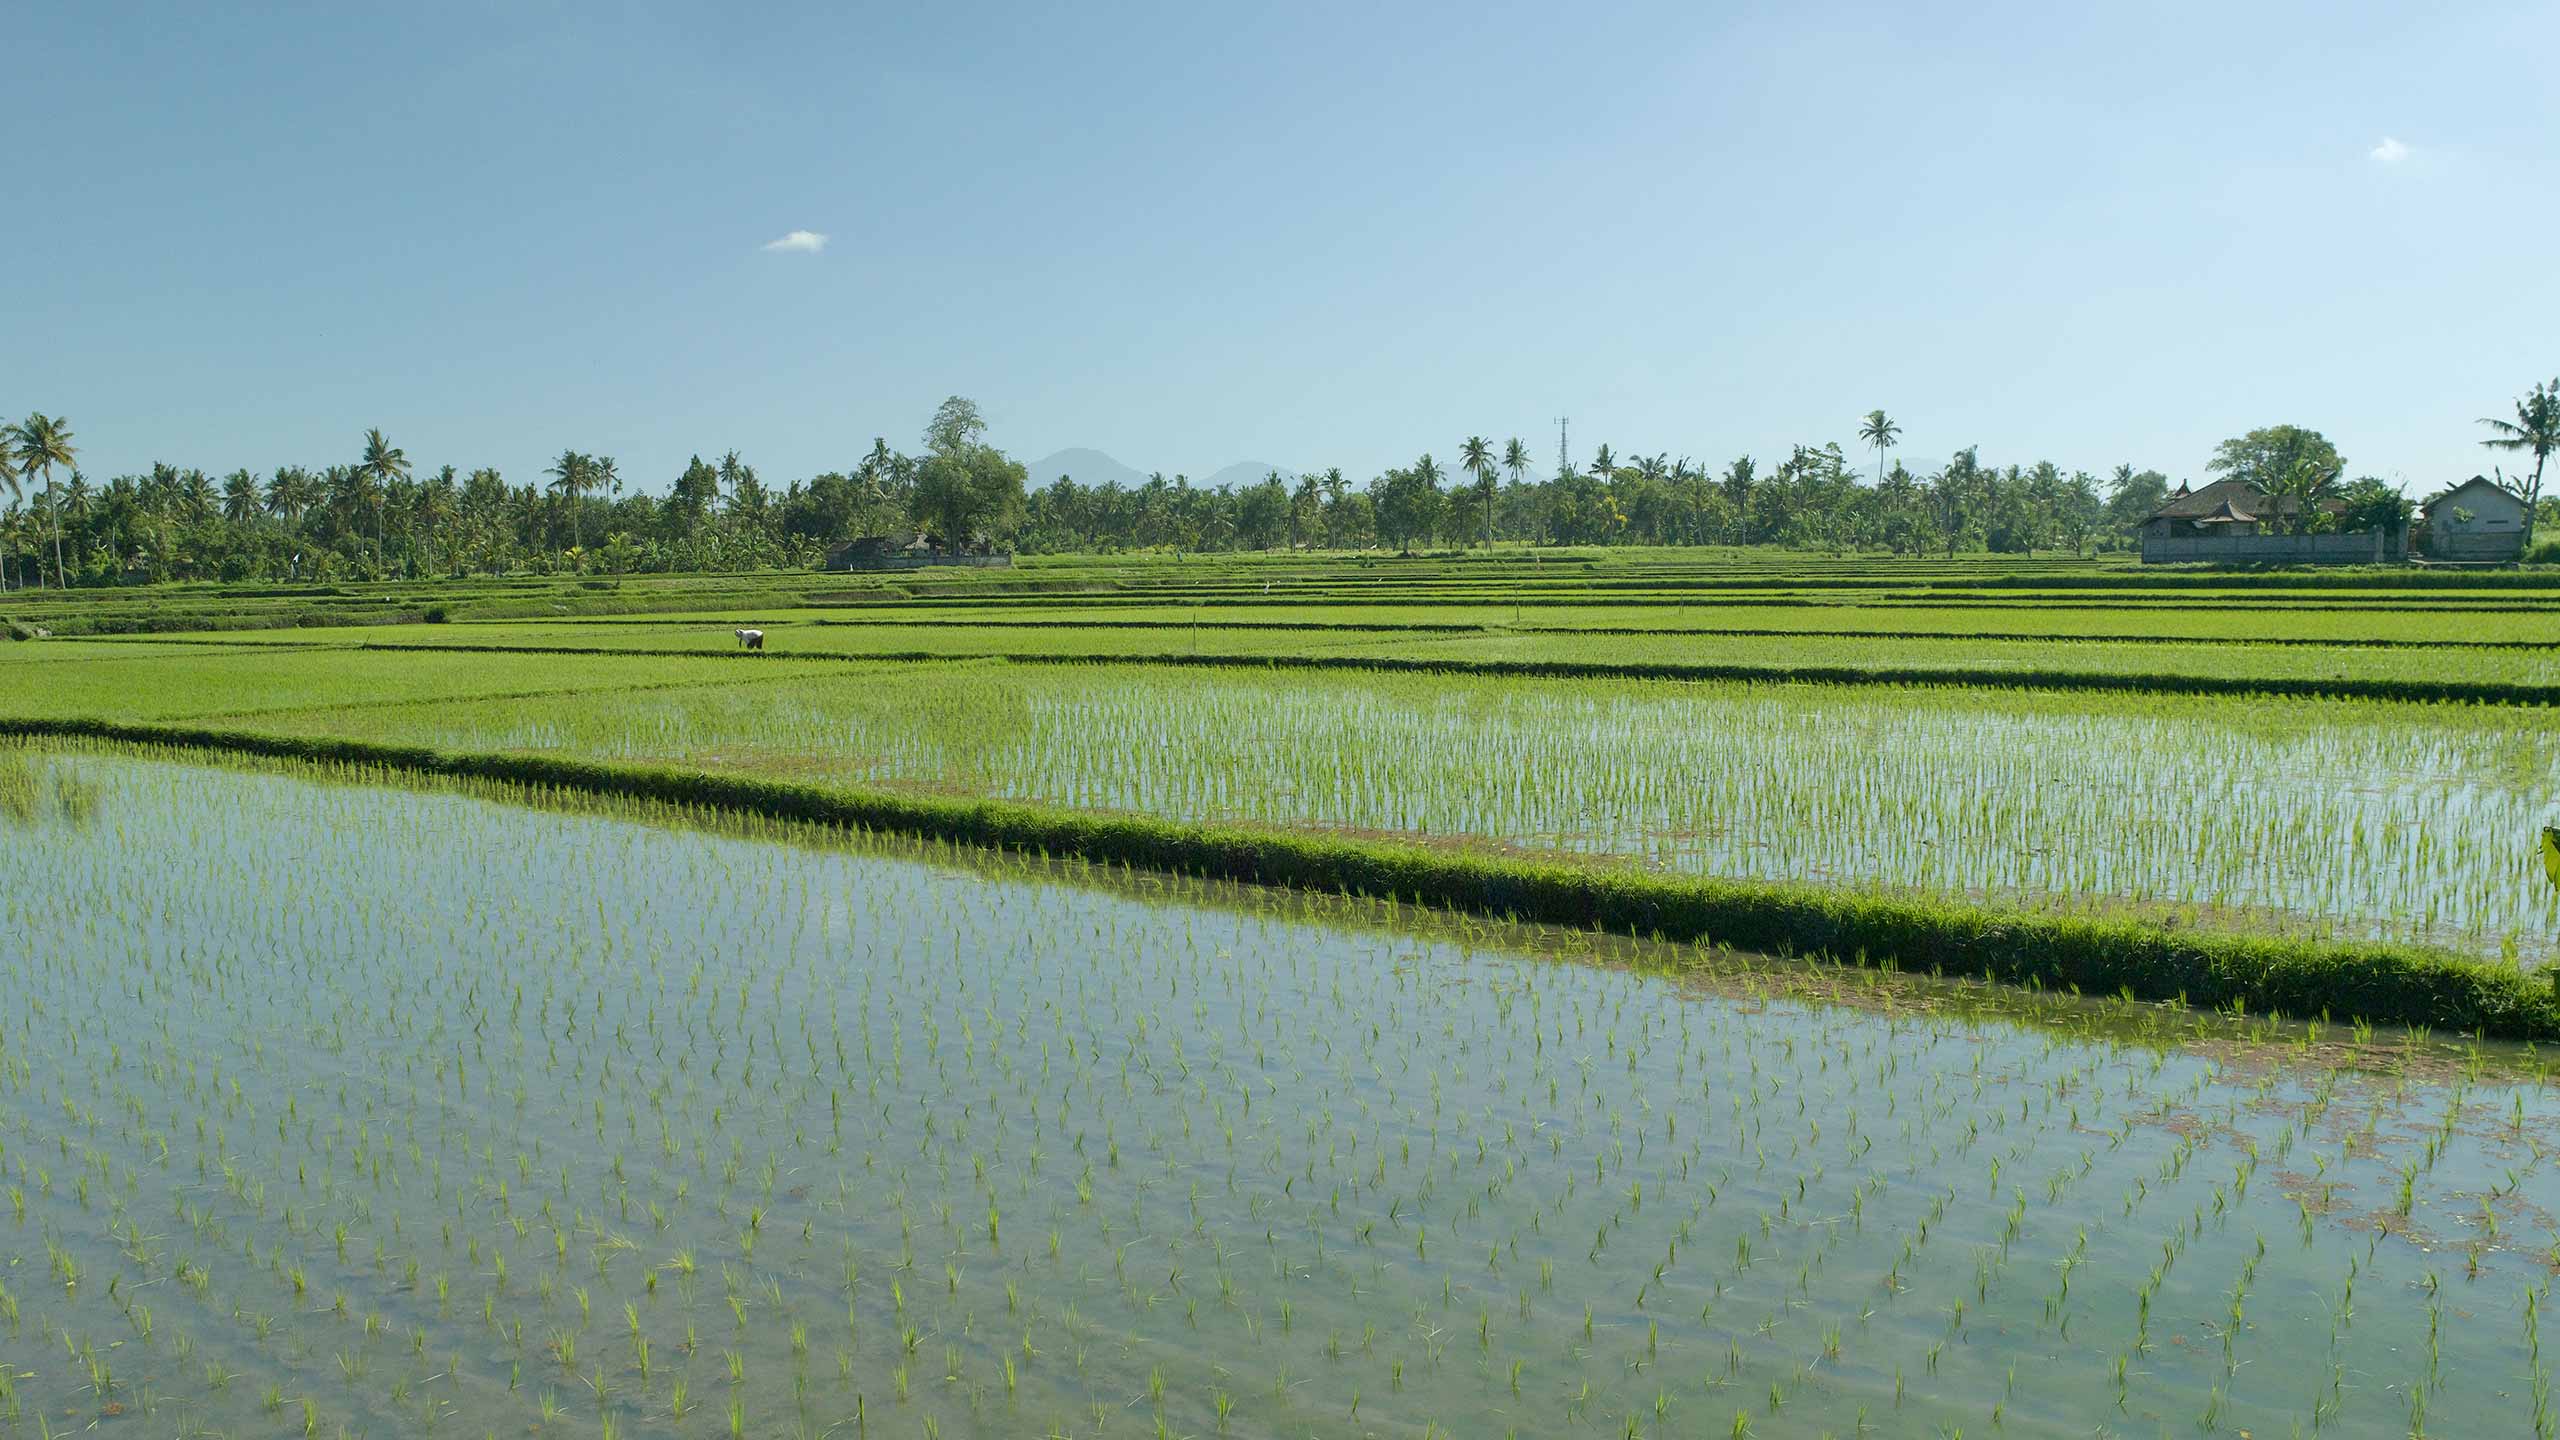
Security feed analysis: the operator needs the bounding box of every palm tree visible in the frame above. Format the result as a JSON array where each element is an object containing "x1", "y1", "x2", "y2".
[
  {"x1": 546, "y1": 449, "x2": 590, "y2": 552},
  {"x1": 11, "y1": 414, "x2": 76, "y2": 587},
  {"x1": 221, "y1": 470, "x2": 260, "y2": 524},
  {"x1": 357, "y1": 428, "x2": 411, "y2": 568},
  {"x1": 1459, "y1": 436, "x2": 1496, "y2": 548},
  {"x1": 265, "y1": 466, "x2": 318, "y2": 525},
  {"x1": 0, "y1": 510, "x2": 23, "y2": 593},
  {"x1": 1412, "y1": 454, "x2": 1447, "y2": 548},
  {"x1": 418, "y1": 469, "x2": 459, "y2": 577},
  {"x1": 2480, "y1": 378, "x2": 2559, "y2": 549},
  {"x1": 1857, "y1": 410, "x2": 1902, "y2": 485},
  {"x1": 0, "y1": 439, "x2": 18, "y2": 591},
  {"x1": 2264, "y1": 456, "x2": 2342, "y2": 536},
  {"x1": 715, "y1": 450, "x2": 743, "y2": 513},
  {"x1": 139, "y1": 463, "x2": 177, "y2": 515}
]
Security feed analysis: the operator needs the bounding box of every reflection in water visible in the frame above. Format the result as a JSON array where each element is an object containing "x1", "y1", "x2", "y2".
[{"x1": 1, "y1": 749, "x2": 2556, "y2": 1438}]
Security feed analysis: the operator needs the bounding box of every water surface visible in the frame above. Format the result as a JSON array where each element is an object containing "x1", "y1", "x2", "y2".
[{"x1": 0, "y1": 750, "x2": 2554, "y2": 1438}]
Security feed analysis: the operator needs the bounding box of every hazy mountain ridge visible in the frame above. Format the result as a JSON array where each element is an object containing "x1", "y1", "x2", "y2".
[{"x1": 1028, "y1": 449, "x2": 1302, "y2": 491}]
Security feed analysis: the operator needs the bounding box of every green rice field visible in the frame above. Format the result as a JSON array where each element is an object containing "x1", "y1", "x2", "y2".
[
  {"x1": 147, "y1": 660, "x2": 2559, "y2": 960},
  {"x1": 15, "y1": 550, "x2": 2560, "y2": 965},
  {"x1": 8, "y1": 552, "x2": 2560, "y2": 1436}
]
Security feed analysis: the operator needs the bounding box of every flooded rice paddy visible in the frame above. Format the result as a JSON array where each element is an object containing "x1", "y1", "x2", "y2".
[
  {"x1": 3, "y1": 750, "x2": 2559, "y2": 1437},
  {"x1": 249, "y1": 664, "x2": 2560, "y2": 960}
]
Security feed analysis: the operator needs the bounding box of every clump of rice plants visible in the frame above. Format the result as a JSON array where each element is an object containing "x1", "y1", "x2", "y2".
[{"x1": 218, "y1": 662, "x2": 2560, "y2": 959}]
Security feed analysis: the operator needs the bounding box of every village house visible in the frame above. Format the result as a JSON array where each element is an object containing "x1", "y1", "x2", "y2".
[
  {"x1": 820, "y1": 533, "x2": 1014, "y2": 572},
  {"x1": 2138, "y1": 478, "x2": 2402, "y2": 565},
  {"x1": 2417, "y1": 476, "x2": 2530, "y2": 561}
]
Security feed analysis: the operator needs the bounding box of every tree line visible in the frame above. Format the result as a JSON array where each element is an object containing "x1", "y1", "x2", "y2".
[
  {"x1": 0, "y1": 398, "x2": 1027, "y2": 587},
  {"x1": 2, "y1": 385, "x2": 2550, "y2": 587}
]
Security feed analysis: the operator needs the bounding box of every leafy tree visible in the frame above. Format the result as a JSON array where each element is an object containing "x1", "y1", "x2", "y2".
[
  {"x1": 669, "y1": 455, "x2": 721, "y2": 533},
  {"x1": 2103, "y1": 464, "x2": 2171, "y2": 536},
  {"x1": 2207, "y1": 425, "x2": 2343, "y2": 497},
  {"x1": 910, "y1": 397, "x2": 1026, "y2": 548},
  {"x1": 0, "y1": 403, "x2": 2245, "y2": 578},
  {"x1": 2479, "y1": 378, "x2": 2559, "y2": 548},
  {"x1": 1322, "y1": 485, "x2": 1373, "y2": 550},
  {"x1": 1235, "y1": 472, "x2": 1290, "y2": 550},
  {"x1": 1373, "y1": 455, "x2": 1446, "y2": 551},
  {"x1": 2056, "y1": 470, "x2": 2103, "y2": 554},
  {"x1": 1543, "y1": 468, "x2": 1622, "y2": 545},
  {"x1": 923, "y1": 396, "x2": 988, "y2": 457},
  {"x1": 1929, "y1": 448, "x2": 1989, "y2": 556},
  {"x1": 2334, "y1": 477, "x2": 2412, "y2": 536},
  {"x1": 1288, "y1": 475, "x2": 1323, "y2": 548}
]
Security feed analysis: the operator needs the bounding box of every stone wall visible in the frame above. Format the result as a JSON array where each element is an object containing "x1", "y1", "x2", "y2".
[{"x1": 2139, "y1": 531, "x2": 2402, "y2": 565}]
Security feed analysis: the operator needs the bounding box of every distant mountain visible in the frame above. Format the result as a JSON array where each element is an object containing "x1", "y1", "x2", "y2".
[
  {"x1": 1198, "y1": 462, "x2": 1297, "y2": 491},
  {"x1": 1026, "y1": 448, "x2": 1147, "y2": 490},
  {"x1": 1026, "y1": 449, "x2": 1300, "y2": 492}
]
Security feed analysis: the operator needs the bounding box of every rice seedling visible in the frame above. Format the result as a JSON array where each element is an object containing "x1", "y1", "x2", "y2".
[
  {"x1": 0, "y1": 747, "x2": 2555, "y2": 1435},
  {"x1": 123, "y1": 656, "x2": 2560, "y2": 961}
]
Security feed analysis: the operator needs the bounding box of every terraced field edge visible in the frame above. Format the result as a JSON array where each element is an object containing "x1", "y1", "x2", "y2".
[
  {"x1": 11, "y1": 716, "x2": 2555, "y2": 1039},
  {"x1": 316, "y1": 640, "x2": 2560, "y2": 706}
]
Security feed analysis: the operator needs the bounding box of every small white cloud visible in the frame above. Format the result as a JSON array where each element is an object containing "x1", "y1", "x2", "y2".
[
  {"x1": 2368, "y1": 137, "x2": 2411, "y2": 164},
  {"x1": 761, "y1": 230, "x2": 828, "y2": 254}
]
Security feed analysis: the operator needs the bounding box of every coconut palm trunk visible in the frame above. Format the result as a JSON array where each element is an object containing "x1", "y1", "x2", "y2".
[
  {"x1": 11, "y1": 415, "x2": 77, "y2": 588},
  {"x1": 2480, "y1": 379, "x2": 2558, "y2": 551}
]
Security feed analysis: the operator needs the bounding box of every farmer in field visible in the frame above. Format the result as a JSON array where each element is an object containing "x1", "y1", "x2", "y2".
[{"x1": 735, "y1": 628, "x2": 764, "y2": 651}]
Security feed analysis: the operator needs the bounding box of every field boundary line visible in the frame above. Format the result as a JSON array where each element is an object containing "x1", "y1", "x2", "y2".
[
  {"x1": 326, "y1": 639, "x2": 2560, "y2": 707},
  {"x1": 806, "y1": 594, "x2": 2560, "y2": 615},
  {"x1": 193, "y1": 662, "x2": 882, "y2": 724},
  {"x1": 795, "y1": 616, "x2": 2558, "y2": 651}
]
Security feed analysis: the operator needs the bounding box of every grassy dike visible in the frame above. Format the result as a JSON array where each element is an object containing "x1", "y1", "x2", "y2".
[
  {"x1": 11, "y1": 715, "x2": 2557, "y2": 1040},
  {"x1": 322, "y1": 639, "x2": 2560, "y2": 707}
]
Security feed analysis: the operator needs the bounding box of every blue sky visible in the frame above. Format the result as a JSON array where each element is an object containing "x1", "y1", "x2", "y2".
[{"x1": 8, "y1": 0, "x2": 2554, "y2": 495}]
